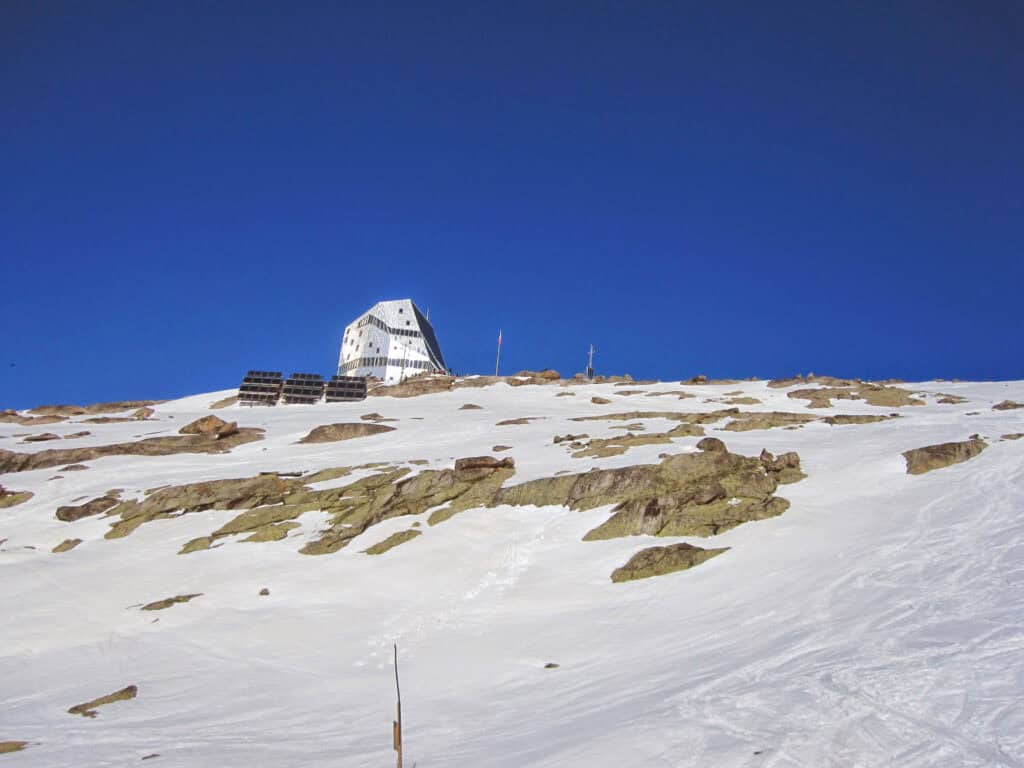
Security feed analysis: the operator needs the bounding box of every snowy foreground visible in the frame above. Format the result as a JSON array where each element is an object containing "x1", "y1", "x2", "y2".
[{"x1": 2, "y1": 377, "x2": 1024, "y2": 767}]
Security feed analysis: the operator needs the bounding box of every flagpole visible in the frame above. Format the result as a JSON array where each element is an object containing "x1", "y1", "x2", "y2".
[{"x1": 494, "y1": 330, "x2": 502, "y2": 377}]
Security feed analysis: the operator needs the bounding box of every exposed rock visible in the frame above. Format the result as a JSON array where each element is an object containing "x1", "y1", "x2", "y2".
[
  {"x1": 724, "y1": 396, "x2": 762, "y2": 405},
  {"x1": 789, "y1": 384, "x2": 924, "y2": 409},
  {"x1": 302, "y1": 466, "x2": 353, "y2": 484},
  {"x1": 52, "y1": 538, "x2": 82, "y2": 553},
  {"x1": 22, "y1": 432, "x2": 61, "y2": 443},
  {"x1": 453, "y1": 456, "x2": 515, "y2": 481},
  {"x1": 0, "y1": 428, "x2": 266, "y2": 475},
  {"x1": 579, "y1": 448, "x2": 796, "y2": 541},
  {"x1": 179, "y1": 415, "x2": 238, "y2": 438},
  {"x1": 822, "y1": 414, "x2": 897, "y2": 426},
  {"x1": 297, "y1": 423, "x2": 396, "y2": 443},
  {"x1": 459, "y1": 403, "x2": 483, "y2": 410},
  {"x1": 81, "y1": 416, "x2": 138, "y2": 424},
  {"x1": 644, "y1": 390, "x2": 696, "y2": 399},
  {"x1": 0, "y1": 410, "x2": 66, "y2": 426},
  {"x1": 993, "y1": 400, "x2": 1023, "y2": 411},
  {"x1": 64, "y1": 431, "x2": 91, "y2": 439},
  {"x1": 0, "y1": 742, "x2": 28, "y2": 754},
  {"x1": 492, "y1": 445, "x2": 513, "y2": 452},
  {"x1": 60, "y1": 464, "x2": 89, "y2": 471},
  {"x1": 591, "y1": 397, "x2": 611, "y2": 405},
  {"x1": 553, "y1": 433, "x2": 589, "y2": 444},
  {"x1": 570, "y1": 432, "x2": 674, "y2": 459},
  {"x1": 141, "y1": 593, "x2": 202, "y2": 611},
  {"x1": 696, "y1": 437, "x2": 727, "y2": 453},
  {"x1": 759, "y1": 449, "x2": 805, "y2": 483},
  {"x1": 67, "y1": 685, "x2": 138, "y2": 718},
  {"x1": 259, "y1": 587, "x2": 270, "y2": 596},
  {"x1": 56, "y1": 495, "x2": 121, "y2": 522},
  {"x1": 571, "y1": 408, "x2": 739, "y2": 425},
  {"x1": 903, "y1": 439, "x2": 987, "y2": 475},
  {"x1": 936, "y1": 394, "x2": 968, "y2": 405},
  {"x1": 109, "y1": 474, "x2": 300, "y2": 540},
  {"x1": 209, "y1": 395, "x2": 238, "y2": 409},
  {"x1": 496, "y1": 417, "x2": 542, "y2": 426},
  {"x1": 0, "y1": 486, "x2": 33, "y2": 508},
  {"x1": 555, "y1": 391, "x2": 576, "y2": 397},
  {"x1": 768, "y1": 374, "x2": 859, "y2": 389},
  {"x1": 544, "y1": 662, "x2": 560, "y2": 669},
  {"x1": 363, "y1": 529, "x2": 421, "y2": 554},
  {"x1": 611, "y1": 543, "x2": 729, "y2": 582},
  {"x1": 243, "y1": 521, "x2": 301, "y2": 542},
  {"x1": 369, "y1": 375, "x2": 454, "y2": 398},
  {"x1": 722, "y1": 412, "x2": 817, "y2": 432},
  {"x1": 1002, "y1": 433, "x2": 1023, "y2": 441},
  {"x1": 453, "y1": 376, "x2": 503, "y2": 389},
  {"x1": 25, "y1": 404, "x2": 85, "y2": 416},
  {"x1": 360, "y1": 412, "x2": 398, "y2": 422},
  {"x1": 508, "y1": 370, "x2": 561, "y2": 387}
]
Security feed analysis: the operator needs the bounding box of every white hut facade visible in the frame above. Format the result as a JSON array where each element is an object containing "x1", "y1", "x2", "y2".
[{"x1": 337, "y1": 299, "x2": 447, "y2": 383}]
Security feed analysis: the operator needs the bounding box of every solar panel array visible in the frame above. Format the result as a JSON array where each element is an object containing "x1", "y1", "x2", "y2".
[
  {"x1": 324, "y1": 375, "x2": 368, "y2": 402},
  {"x1": 281, "y1": 373, "x2": 326, "y2": 404},
  {"x1": 238, "y1": 370, "x2": 367, "y2": 405},
  {"x1": 239, "y1": 370, "x2": 283, "y2": 406}
]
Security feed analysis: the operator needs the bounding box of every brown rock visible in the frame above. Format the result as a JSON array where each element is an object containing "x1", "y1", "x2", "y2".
[
  {"x1": 52, "y1": 538, "x2": 82, "y2": 553},
  {"x1": 591, "y1": 397, "x2": 611, "y2": 405},
  {"x1": 179, "y1": 415, "x2": 238, "y2": 438},
  {"x1": 611, "y1": 543, "x2": 729, "y2": 582},
  {"x1": 459, "y1": 403, "x2": 483, "y2": 410},
  {"x1": 60, "y1": 464, "x2": 89, "y2": 471},
  {"x1": 0, "y1": 486, "x2": 33, "y2": 508},
  {"x1": 696, "y1": 437, "x2": 727, "y2": 453},
  {"x1": 368, "y1": 375, "x2": 455, "y2": 398},
  {"x1": 297, "y1": 423, "x2": 396, "y2": 444},
  {"x1": 56, "y1": 495, "x2": 121, "y2": 522},
  {"x1": 22, "y1": 433, "x2": 61, "y2": 443},
  {"x1": 492, "y1": 445, "x2": 513, "y2": 452},
  {"x1": 64, "y1": 431, "x2": 91, "y2": 439},
  {"x1": 209, "y1": 395, "x2": 238, "y2": 409},
  {"x1": 259, "y1": 587, "x2": 270, "y2": 596},
  {"x1": 0, "y1": 742, "x2": 28, "y2": 754},
  {"x1": 903, "y1": 439, "x2": 987, "y2": 475},
  {"x1": 993, "y1": 400, "x2": 1023, "y2": 411},
  {"x1": 67, "y1": 685, "x2": 138, "y2": 718},
  {"x1": 0, "y1": 428, "x2": 265, "y2": 474},
  {"x1": 453, "y1": 456, "x2": 515, "y2": 481},
  {"x1": 141, "y1": 593, "x2": 202, "y2": 611}
]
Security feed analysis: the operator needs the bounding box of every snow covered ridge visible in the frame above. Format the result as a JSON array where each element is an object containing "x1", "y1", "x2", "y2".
[{"x1": 2, "y1": 377, "x2": 1023, "y2": 766}]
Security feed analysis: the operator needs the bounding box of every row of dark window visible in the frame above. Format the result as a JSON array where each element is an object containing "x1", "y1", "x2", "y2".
[{"x1": 340, "y1": 356, "x2": 438, "y2": 372}]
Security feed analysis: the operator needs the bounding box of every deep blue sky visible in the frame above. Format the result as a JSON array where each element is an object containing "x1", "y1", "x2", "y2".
[{"x1": 3, "y1": 2, "x2": 1022, "y2": 408}]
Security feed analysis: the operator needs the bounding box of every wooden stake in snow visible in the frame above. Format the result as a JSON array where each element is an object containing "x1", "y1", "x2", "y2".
[{"x1": 393, "y1": 643, "x2": 403, "y2": 768}]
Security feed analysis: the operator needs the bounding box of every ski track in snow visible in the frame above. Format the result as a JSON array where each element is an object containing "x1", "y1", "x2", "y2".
[{"x1": 1, "y1": 378, "x2": 1023, "y2": 767}]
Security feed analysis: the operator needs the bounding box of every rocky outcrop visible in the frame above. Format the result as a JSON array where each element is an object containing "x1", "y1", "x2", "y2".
[
  {"x1": 209, "y1": 395, "x2": 238, "y2": 409},
  {"x1": 591, "y1": 397, "x2": 611, "y2": 405},
  {"x1": 30, "y1": 400, "x2": 161, "y2": 417},
  {"x1": 722, "y1": 412, "x2": 817, "y2": 432},
  {"x1": 993, "y1": 400, "x2": 1023, "y2": 411},
  {"x1": 822, "y1": 414, "x2": 897, "y2": 425},
  {"x1": 56, "y1": 495, "x2": 121, "y2": 522},
  {"x1": 936, "y1": 394, "x2": 968, "y2": 405},
  {"x1": 52, "y1": 538, "x2": 82, "y2": 553},
  {"x1": 141, "y1": 593, "x2": 202, "y2": 611},
  {"x1": 363, "y1": 529, "x2": 421, "y2": 554},
  {"x1": 788, "y1": 384, "x2": 924, "y2": 408},
  {"x1": 496, "y1": 417, "x2": 542, "y2": 426},
  {"x1": 22, "y1": 432, "x2": 61, "y2": 443},
  {"x1": 67, "y1": 685, "x2": 138, "y2": 718},
  {"x1": 578, "y1": 446, "x2": 801, "y2": 541},
  {"x1": 297, "y1": 423, "x2": 396, "y2": 443},
  {"x1": 0, "y1": 742, "x2": 28, "y2": 754},
  {"x1": 179, "y1": 415, "x2": 238, "y2": 438},
  {"x1": 903, "y1": 439, "x2": 987, "y2": 475},
  {"x1": 459, "y1": 403, "x2": 483, "y2": 410},
  {"x1": 571, "y1": 408, "x2": 739, "y2": 425},
  {"x1": 369, "y1": 375, "x2": 455, "y2": 398},
  {"x1": 1002, "y1": 433, "x2": 1023, "y2": 441},
  {"x1": 0, "y1": 428, "x2": 264, "y2": 474},
  {"x1": 611, "y1": 543, "x2": 729, "y2": 582},
  {"x1": 0, "y1": 486, "x2": 33, "y2": 509},
  {"x1": 0, "y1": 410, "x2": 66, "y2": 426},
  {"x1": 508, "y1": 370, "x2": 561, "y2": 387}
]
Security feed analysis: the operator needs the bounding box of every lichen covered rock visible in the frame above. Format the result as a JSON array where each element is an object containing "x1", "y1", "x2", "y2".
[{"x1": 611, "y1": 543, "x2": 729, "y2": 582}]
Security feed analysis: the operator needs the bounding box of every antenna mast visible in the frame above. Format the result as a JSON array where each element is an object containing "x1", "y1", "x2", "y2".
[{"x1": 587, "y1": 343, "x2": 595, "y2": 379}]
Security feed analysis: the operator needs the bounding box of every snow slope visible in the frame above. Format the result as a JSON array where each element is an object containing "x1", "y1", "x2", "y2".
[{"x1": 2, "y1": 378, "x2": 1023, "y2": 767}]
